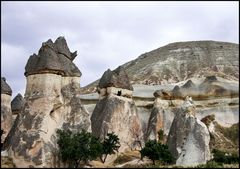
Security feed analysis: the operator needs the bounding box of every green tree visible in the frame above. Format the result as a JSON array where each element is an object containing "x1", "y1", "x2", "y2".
[
  {"x1": 100, "y1": 132, "x2": 121, "y2": 163},
  {"x1": 56, "y1": 129, "x2": 102, "y2": 168},
  {"x1": 140, "y1": 139, "x2": 174, "y2": 165}
]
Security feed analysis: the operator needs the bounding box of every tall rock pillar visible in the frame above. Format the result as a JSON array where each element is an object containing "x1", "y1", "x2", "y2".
[{"x1": 5, "y1": 37, "x2": 91, "y2": 167}]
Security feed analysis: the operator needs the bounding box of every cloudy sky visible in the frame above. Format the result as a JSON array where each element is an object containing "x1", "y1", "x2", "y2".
[{"x1": 1, "y1": 1, "x2": 239, "y2": 98}]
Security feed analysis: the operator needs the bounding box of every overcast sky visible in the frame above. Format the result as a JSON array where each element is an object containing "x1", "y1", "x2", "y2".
[{"x1": 1, "y1": 1, "x2": 239, "y2": 98}]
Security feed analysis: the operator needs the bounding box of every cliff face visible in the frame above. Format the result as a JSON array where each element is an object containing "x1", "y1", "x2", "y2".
[
  {"x1": 91, "y1": 68, "x2": 143, "y2": 155},
  {"x1": 167, "y1": 97, "x2": 211, "y2": 166},
  {"x1": 1, "y1": 77, "x2": 13, "y2": 144},
  {"x1": 5, "y1": 37, "x2": 91, "y2": 168}
]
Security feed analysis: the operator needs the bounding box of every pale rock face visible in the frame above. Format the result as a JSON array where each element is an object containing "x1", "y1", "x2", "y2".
[
  {"x1": 167, "y1": 97, "x2": 211, "y2": 166},
  {"x1": 6, "y1": 74, "x2": 91, "y2": 168},
  {"x1": 5, "y1": 37, "x2": 90, "y2": 168},
  {"x1": 1, "y1": 94, "x2": 12, "y2": 144},
  {"x1": 91, "y1": 94, "x2": 143, "y2": 153},
  {"x1": 145, "y1": 97, "x2": 175, "y2": 141}
]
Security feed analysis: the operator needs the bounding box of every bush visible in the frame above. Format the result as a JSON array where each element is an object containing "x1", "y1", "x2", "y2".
[
  {"x1": 195, "y1": 161, "x2": 223, "y2": 168},
  {"x1": 100, "y1": 132, "x2": 120, "y2": 163},
  {"x1": 56, "y1": 129, "x2": 102, "y2": 168},
  {"x1": 56, "y1": 129, "x2": 121, "y2": 167},
  {"x1": 140, "y1": 139, "x2": 174, "y2": 165},
  {"x1": 212, "y1": 149, "x2": 239, "y2": 164}
]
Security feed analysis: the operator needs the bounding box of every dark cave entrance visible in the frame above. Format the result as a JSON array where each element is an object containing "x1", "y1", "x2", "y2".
[{"x1": 117, "y1": 90, "x2": 122, "y2": 96}]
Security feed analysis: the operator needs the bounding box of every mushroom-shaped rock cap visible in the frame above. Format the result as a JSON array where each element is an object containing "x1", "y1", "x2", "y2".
[
  {"x1": 98, "y1": 66, "x2": 133, "y2": 90},
  {"x1": 1, "y1": 77, "x2": 12, "y2": 95},
  {"x1": 203, "y1": 75, "x2": 218, "y2": 83},
  {"x1": 25, "y1": 36, "x2": 81, "y2": 77},
  {"x1": 181, "y1": 80, "x2": 195, "y2": 89},
  {"x1": 11, "y1": 93, "x2": 25, "y2": 114}
]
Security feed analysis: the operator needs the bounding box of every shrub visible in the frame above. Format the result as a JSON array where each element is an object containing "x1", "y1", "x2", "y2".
[
  {"x1": 212, "y1": 149, "x2": 239, "y2": 164},
  {"x1": 100, "y1": 132, "x2": 121, "y2": 163},
  {"x1": 140, "y1": 139, "x2": 174, "y2": 165},
  {"x1": 56, "y1": 129, "x2": 102, "y2": 168}
]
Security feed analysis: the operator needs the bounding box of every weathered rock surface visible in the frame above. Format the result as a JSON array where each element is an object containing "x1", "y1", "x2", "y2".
[
  {"x1": 91, "y1": 95, "x2": 143, "y2": 152},
  {"x1": 145, "y1": 90, "x2": 174, "y2": 141},
  {"x1": 11, "y1": 93, "x2": 25, "y2": 116},
  {"x1": 167, "y1": 97, "x2": 211, "y2": 166},
  {"x1": 5, "y1": 37, "x2": 90, "y2": 168},
  {"x1": 91, "y1": 68, "x2": 143, "y2": 155},
  {"x1": 82, "y1": 41, "x2": 239, "y2": 93},
  {"x1": 201, "y1": 115, "x2": 239, "y2": 154},
  {"x1": 1, "y1": 77, "x2": 13, "y2": 144},
  {"x1": 98, "y1": 66, "x2": 133, "y2": 91},
  {"x1": 25, "y1": 36, "x2": 81, "y2": 77},
  {"x1": 1, "y1": 77, "x2": 12, "y2": 95}
]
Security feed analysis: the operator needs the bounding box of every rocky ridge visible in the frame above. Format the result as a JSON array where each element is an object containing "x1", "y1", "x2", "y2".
[{"x1": 82, "y1": 41, "x2": 239, "y2": 93}]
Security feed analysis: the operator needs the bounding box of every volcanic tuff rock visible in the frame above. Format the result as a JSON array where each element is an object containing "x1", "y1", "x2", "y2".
[
  {"x1": 5, "y1": 37, "x2": 91, "y2": 168},
  {"x1": 82, "y1": 41, "x2": 239, "y2": 93},
  {"x1": 1, "y1": 77, "x2": 13, "y2": 144},
  {"x1": 145, "y1": 90, "x2": 174, "y2": 141},
  {"x1": 91, "y1": 68, "x2": 143, "y2": 155},
  {"x1": 167, "y1": 96, "x2": 211, "y2": 166},
  {"x1": 167, "y1": 75, "x2": 239, "y2": 100},
  {"x1": 1, "y1": 77, "x2": 12, "y2": 95},
  {"x1": 11, "y1": 93, "x2": 25, "y2": 116},
  {"x1": 201, "y1": 115, "x2": 239, "y2": 154},
  {"x1": 98, "y1": 66, "x2": 133, "y2": 91}
]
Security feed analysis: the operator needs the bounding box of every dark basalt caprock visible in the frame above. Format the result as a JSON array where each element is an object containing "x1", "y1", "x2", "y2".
[
  {"x1": 98, "y1": 66, "x2": 133, "y2": 90},
  {"x1": 1, "y1": 77, "x2": 12, "y2": 96},
  {"x1": 25, "y1": 36, "x2": 81, "y2": 77},
  {"x1": 11, "y1": 93, "x2": 25, "y2": 115},
  {"x1": 181, "y1": 80, "x2": 195, "y2": 89}
]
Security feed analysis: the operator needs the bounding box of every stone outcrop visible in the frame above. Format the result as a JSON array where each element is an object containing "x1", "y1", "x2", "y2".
[
  {"x1": 167, "y1": 96, "x2": 211, "y2": 166},
  {"x1": 145, "y1": 90, "x2": 174, "y2": 141},
  {"x1": 201, "y1": 115, "x2": 239, "y2": 154},
  {"x1": 168, "y1": 76, "x2": 238, "y2": 100},
  {"x1": 98, "y1": 66, "x2": 133, "y2": 91},
  {"x1": 11, "y1": 93, "x2": 25, "y2": 121},
  {"x1": 1, "y1": 77, "x2": 13, "y2": 144},
  {"x1": 25, "y1": 37, "x2": 81, "y2": 77},
  {"x1": 5, "y1": 37, "x2": 90, "y2": 168},
  {"x1": 91, "y1": 68, "x2": 143, "y2": 154}
]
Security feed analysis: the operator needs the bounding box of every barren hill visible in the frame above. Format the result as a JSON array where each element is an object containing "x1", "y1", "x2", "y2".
[{"x1": 81, "y1": 40, "x2": 239, "y2": 94}]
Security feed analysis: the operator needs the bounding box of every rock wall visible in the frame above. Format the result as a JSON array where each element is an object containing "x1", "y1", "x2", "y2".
[
  {"x1": 167, "y1": 97, "x2": 211, "y2": 166},
  {"x1": 5, "y1": 37, "x2": 91, "y2": 168},
  {"x1": 91, "y1": 94, "x2": 143, "y2": 153},
  {"x1": 1, "y1": 77, "x2": 13, "y2": 144}
]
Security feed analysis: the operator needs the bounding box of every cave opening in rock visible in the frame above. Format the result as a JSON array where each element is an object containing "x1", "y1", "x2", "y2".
[{"x1": 117, "y1": 90, "x2": 122, "y2": 96}]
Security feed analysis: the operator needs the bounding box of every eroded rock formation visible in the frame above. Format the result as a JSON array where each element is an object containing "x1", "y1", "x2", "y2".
[
  {"x1": 91, "y1": 67, "x2": 143, "y2": 154},
  {"x1": 1, "y1": 77, "x2": 13, "y2": 144},
  {"x1": 145, "y1": 90, "x2": 174, "y2": 141},
  {"x1": 167, "y1": 96, "x2": 211, "y2": 166},
  {"x1": 5, "y1": 37, "x2": 90, "y2": 168},
  {"x1": 11, "y1": 93, "x2": 25, "y2": 121}
]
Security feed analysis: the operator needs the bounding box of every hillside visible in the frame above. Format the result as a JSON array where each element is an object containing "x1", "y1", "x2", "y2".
[{"x1": 81, "y1": 40, "x2": 239, "y2": 94}]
